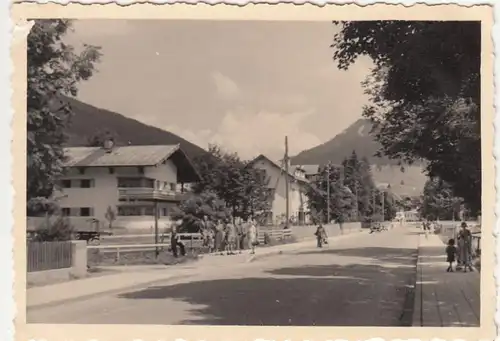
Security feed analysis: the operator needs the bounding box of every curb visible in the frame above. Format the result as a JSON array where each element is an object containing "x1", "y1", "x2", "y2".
[{"x1": 248, "y1": 229, "x2": 368, "y2": 263}]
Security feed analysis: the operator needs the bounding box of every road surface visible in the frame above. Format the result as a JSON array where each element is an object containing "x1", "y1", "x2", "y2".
[{"x1": 28, "y1": 226, "x2": 419, "y2": 326}]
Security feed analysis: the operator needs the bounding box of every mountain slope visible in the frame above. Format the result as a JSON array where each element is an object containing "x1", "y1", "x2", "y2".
[
  {"x1": 63, "y1": 97, "x2": 207, "y2": 159},
  {"x1": 292, "y1": 118, "x2": 428, "y2": 197},
  {"x1": 292, "y1": 119, "x2": 395, "y2": 166}
]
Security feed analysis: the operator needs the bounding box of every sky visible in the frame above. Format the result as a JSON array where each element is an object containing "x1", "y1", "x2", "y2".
[{"x1": 64, "y1": 19, "x2": 373, "y2": 160}]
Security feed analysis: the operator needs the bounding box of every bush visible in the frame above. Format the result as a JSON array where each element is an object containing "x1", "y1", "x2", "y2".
[
  {"x1": 31, "y1": 215, "x2": 75, "y2": 241},
  {"x1": 170, "y1": 191, "x2": 230, "y2": 233}
]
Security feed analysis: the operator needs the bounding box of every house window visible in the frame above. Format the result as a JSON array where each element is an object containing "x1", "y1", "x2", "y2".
[
  {"x1": 117, "y1": 206, "x2": 142, "y2": 216},
  {"x1": 144, "y1": 179, "x2": 155, "y2": 188},
  {"x1": 144, "y1": 206, "x2": 155, "y2": 216},
  {"x1": 80, "y1": 179, "x2": 94, "y2": 188},
  {"x1": 162, "y1": 208, "x2": 168, "y2": 216},
  {"x1": 61, "y1": 180, "x2": 72, "y2": 188},
  {"x1": 117, "y1": 177, "x2": 142, "y2": 188},
  {"x1": 80, "y1": 207, "x2": 92, "y2": 216},
  {"x1": 61, "y1": 208, "x2": 70, "y2": 216}
]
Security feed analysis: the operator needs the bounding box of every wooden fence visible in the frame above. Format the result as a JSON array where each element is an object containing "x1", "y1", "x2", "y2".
[
  {"x1": 27, "y1": 241, "x2": 73, "y2": 272},
  {"x1": 89, "y1": 229, "x2": 292, "y2": 258},
  {"x1": 257, "y1": 229, "x2": 293, "y2": 244}
]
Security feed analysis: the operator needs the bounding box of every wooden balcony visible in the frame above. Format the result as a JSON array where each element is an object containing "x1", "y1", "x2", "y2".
[{"x1": 118, "y1": 187, "x2": 190, "y2": 202}]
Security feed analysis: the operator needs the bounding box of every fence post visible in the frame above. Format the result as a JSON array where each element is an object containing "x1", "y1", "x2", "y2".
[
  {"x1": 116, "y1": 248, "x2": 121, "y2": 263},
  {"x1": 70, "y1": 240, "x2": 87, "y2": 278}
]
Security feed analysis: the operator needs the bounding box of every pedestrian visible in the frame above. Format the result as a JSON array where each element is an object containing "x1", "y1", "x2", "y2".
[
  {"x1": 315, "y1": 223, "x2": 326, "y2": 248},
  {"x1": 422, "y1": 219, "x2": 429, "y2": 239},
  {"x1": 201, "y1": 215, "x2": 214, "y2": 253},
  {"x1": 214, "y1": 219, "x2": 225, "y2": 255},
  {"x1": 170, "y1": 224, "x2": 186, "y2": 258},
  {"x1": 248, "y1": 217, "x2": 258, "y2": 255},
  {"x1": 445, "y1": 238, "x2": 457, "y2": 272},
  {"x1": 236, "y1": 218, "x2": 247, "y2": 254},
  {"x1": 457, "y1": 221, "x2": 474, "y2": 272},
  {"x1": 206, "y1": 228, "x2": 215, "y2": 253},
  {"x1": 225, "y1": 219, "x2": 237, "y2": 255}
]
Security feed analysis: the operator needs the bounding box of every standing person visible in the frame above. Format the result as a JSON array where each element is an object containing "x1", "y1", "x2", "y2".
[
  {"x1": 201, "y1": 215, "x2": 214, "y2": 253},
  {"x1": 236, "y1": 218, "x2": 246, "y2": 254},
  {"x1": 445, "y1": 238, "x2": 457, "y2": 272},
  {"x1": 214, "y1": 219, "x2": 225, "y2": 255},
  {"x1": 315, "y1": 223, "x2": 326, "y2": 248},
  {"x1": 422, "y1": 219, "x2": 429, "y2": 239},
  {"x1": 458, "y1": 221, "x2": 474, "y2": 272},
  {"x1": 225, "y1": 219, "x2": 237, "y2": 255},
  {"x1": 248, "y1": 217, "x2": 258, "y2": 255},
  {"x1": 206, "y1": 227, "x2": 215, "y2": 253}
]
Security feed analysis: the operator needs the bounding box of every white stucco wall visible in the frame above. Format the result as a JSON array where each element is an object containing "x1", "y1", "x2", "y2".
[
  {"x1": 252, "y1": 159, "x2": 308, "y2": 224},
  {"x1": 145, "y1": 160, "x2": 177, "y2": 185},
  {"x1": 53, "y1": 161, "x2": 178, "y2": 230}
]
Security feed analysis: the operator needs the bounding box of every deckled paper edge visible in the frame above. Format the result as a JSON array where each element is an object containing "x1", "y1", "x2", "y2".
[{"x1": 5, "y1": 2, "x2": 498, "y2": 341}]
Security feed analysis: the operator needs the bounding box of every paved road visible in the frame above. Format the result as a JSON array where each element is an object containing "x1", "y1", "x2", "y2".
[{"x1": 28, "y1": 226, "x2": 419, "y2": 326}]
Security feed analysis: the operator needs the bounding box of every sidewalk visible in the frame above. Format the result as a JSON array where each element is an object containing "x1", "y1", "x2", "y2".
[
  {"x1": 27, "y1": 230, "x2": 367, "y2": 310},
  {"x1": 412, "y1": 233, "x2": 480, "y2": 327}
]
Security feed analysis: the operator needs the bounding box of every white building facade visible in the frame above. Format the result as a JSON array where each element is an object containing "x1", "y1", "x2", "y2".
[
  {"x1": 45, "y1": 143, "x2": 200, "y2": 232},
  {"x1": 249, "y1": 155, "x2": 311, "y2": 226}
]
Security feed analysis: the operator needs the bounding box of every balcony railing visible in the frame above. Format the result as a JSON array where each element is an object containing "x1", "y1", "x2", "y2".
[{"x1": 118, "y1": 187, "x2": 190, "y2": 201}]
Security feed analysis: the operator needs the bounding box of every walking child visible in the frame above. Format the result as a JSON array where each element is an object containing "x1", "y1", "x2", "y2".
[{"x1": 445, "y1": 238, "x2": 457, "y2": 272}]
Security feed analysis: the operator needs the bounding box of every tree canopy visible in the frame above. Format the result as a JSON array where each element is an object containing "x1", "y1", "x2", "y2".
[
  {"x1": 305, "y1": 151, "x2": 397, "y2": 224},
  {"x1": 27, "y1": 20, "x2": 101, "y2": 210},
  {"x1": 420, "y1": 177, "x2": 464, "y2": 221},
  {"x1": 170, "y1": 191, "x2": 231, "y2": 233},
  {"x1": 191, "y1": 145, "x2": 273, "y2": 220},
  {"x1": 331, "y1": 21, "x2": 481, "y2": 214}
]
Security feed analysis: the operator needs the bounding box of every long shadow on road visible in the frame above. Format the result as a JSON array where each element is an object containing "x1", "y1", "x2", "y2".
[
  {"x1": 118, "y1": 249, "x2": 418, "y2": 326},
  {"x1": 296, "y1": 247, "x2": 418, "y2": 266}
]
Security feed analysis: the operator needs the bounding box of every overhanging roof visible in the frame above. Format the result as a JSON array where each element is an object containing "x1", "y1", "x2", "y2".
[{"x1": 63, "y1": 144, "x2": 201, "y2": 183}]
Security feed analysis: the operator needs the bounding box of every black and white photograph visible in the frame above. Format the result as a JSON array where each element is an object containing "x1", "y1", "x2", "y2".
[{"x1": 17, "y1": 4, "x2": 494, "y2": 339}]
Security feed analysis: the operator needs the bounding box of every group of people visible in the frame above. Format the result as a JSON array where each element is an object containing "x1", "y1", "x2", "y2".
[
  {"x1": 199, "y1": 215, "x2": 258, "y2": 255},
  {"x1": 445, "y1": 221, "x2": 475, "y2": 273}
]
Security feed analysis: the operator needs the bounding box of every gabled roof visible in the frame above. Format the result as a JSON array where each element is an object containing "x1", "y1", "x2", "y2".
[
  {"x1": 63, "y1": 144, "x2": 201, "y2": 183},
  {"x1": 248, "y1": 154, "x2": 309, "y2": 184},
  {"x1": 290, "y1": 164, "x2": 321, "y2": 176},
  {"x1": 64, "y1": 145, "x2": 180, "y2": 167}
]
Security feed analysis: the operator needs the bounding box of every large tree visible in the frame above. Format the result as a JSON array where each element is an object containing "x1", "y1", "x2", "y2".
[
  {"x1": 305, "y1": 164, "x2": 356, "y2": 226},
  {"x1": 420, "y1": 177, "x2": 464, "y2": 221},
  {"x1": 170, "y1": 191, "x2": 230, "y2": 233},
  {"x1": 27, "y1": 20, "x2": 101, "y2": 210},
  {"x1": 331, "y1": 21, "x2": 481, "y2": 214},
  {"x1": 342, "y1": 152, "x2": 379, "y2": 220},
  {"x1": 192, "y1": 145, "x2": 272, "y2": 220}
]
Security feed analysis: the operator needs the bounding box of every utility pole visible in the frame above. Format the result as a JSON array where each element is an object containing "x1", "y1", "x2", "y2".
[
  {"x1": 326, "y1": 162, "x2": 331, "y2": 225},
  {"x1": 354, "y1": 182, "x2": 359, "y2": 221},
  {"x1": 372, "y1": 189, "x2": 376, "y2": 221},
  {"x1": 154, "y1": 200, "x2": 159, "y2": 258},
  {"x1": 284, "y1": 136, "x2": 290, "y2": 228},
  {"x1": 381, "y1": 190, "x2": 385, "y2": 222}
]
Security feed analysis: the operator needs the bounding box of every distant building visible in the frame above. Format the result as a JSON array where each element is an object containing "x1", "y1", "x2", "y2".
[
  {"x1": 249, "y1": 155, "x2": 311, "y2": 226},
  {"x1": 41, "y1": 140, "x2": 200, "y2": 231},
  {"x1": 396, "y1": 210, "x2": 419, "y2": 222},
  {"x1": 290, "y1": 164, "x2": 321, "y2": 182}
]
